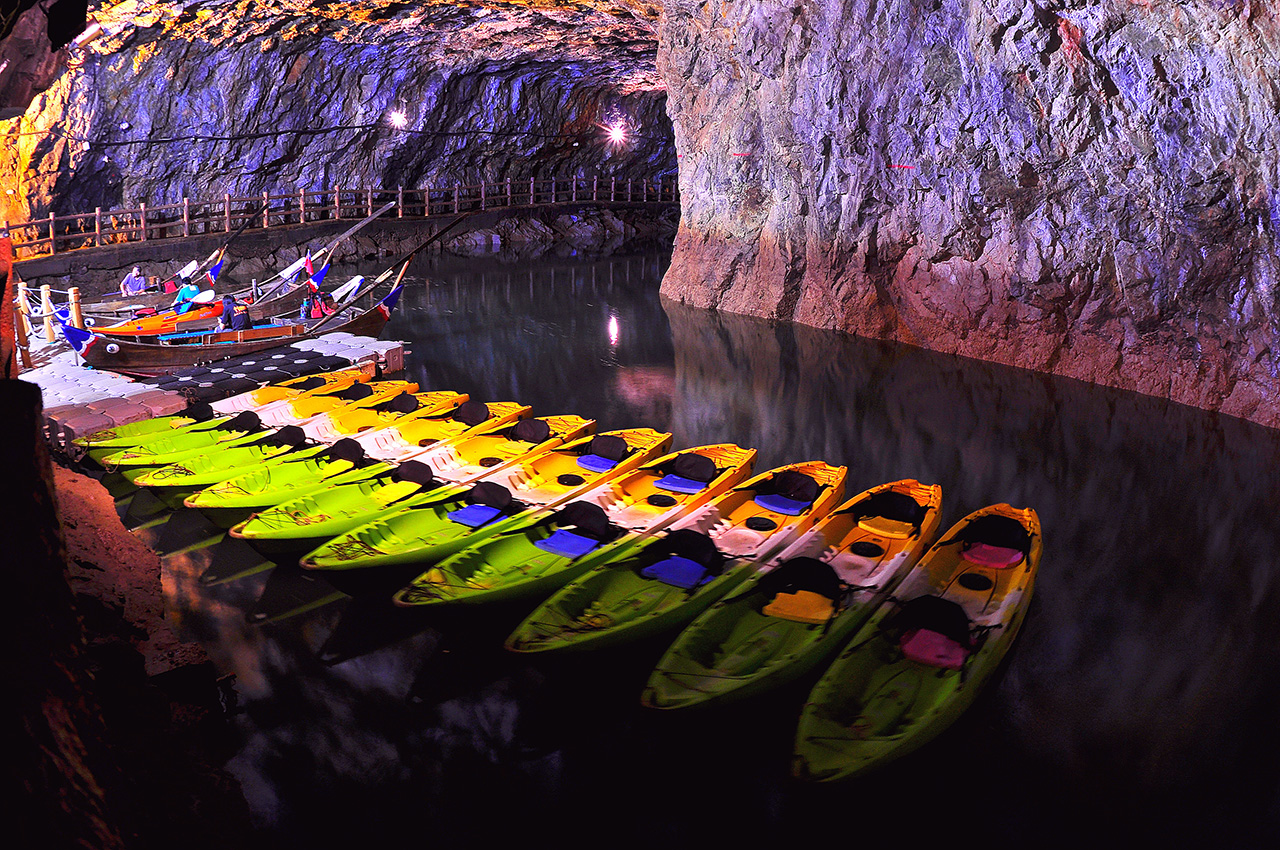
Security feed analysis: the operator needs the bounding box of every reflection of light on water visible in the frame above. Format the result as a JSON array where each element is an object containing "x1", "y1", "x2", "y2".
[{"x1": 608, "y1": 314, "x2": 619, "y2": 346}]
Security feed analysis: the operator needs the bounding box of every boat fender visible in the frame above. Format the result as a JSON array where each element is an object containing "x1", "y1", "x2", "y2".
[{"x1": 106, "y1": 343, "x2": 119, "y2": 354}]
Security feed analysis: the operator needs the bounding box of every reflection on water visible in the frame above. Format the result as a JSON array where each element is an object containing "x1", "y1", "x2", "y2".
[{"x1": 163, "y1": 246, "x2": 1280, "y2": 847}]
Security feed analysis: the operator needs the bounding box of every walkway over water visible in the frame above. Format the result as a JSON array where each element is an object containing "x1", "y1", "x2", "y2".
[{"x1": 6, "y1": 175, "x2": 678, "y2": 261}]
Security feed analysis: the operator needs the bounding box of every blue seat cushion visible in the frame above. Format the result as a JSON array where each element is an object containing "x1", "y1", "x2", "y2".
[
  {"x1": 754, "y1": 494, "x2": 811, "y2": 516},
  {"x1": 533, "y1": 530, "x2": 601, "y2": 559},
  {"x1": 641, "y1": 556, "x2": 710, "y2": 589},
  {"x1": 446, "y1": 504, "x2": 504, "y2": 528},
  {"x1": 654, "y1": 474, "x2": 708, "y2": 494},
  {"x1": 577, "y1": 454, "x2": 619, "y2": 473}
]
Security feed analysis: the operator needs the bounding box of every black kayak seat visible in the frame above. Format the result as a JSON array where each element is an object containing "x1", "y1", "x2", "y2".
[
  {"x1": 215, "y1": 410, "x2": 263, "y2": 433},
  {"x1": 577, "y1": 434, "x2": 629, "y2": 472},
  {"x1": 447, "y1": 481, "x2": 517, "y2": 529},
  {"x1": 289, "y1": 376, "x2": 328, "y2": 392},
  {"x1": 509, "y1": 417, "x2": 551, "y2": 444},
  {"x1": 377, "y1": 392, "x2": 420, "y2": 414},
  {"x1": 325, "y1": 438, "x2": 368, "y2": 465},
  {"x1": 946, "y1": 514, "x2": 1032, "y2": 555},
  {"x1": 330, "y1": 382, "x2": 375, "y2": 402},
  {"x1": 840, "y1": 490, "x2": 927, "y2": 528},
  {"x1": 533, "y1": 502, "x2": 619, "y2": 559},
  {"x1": 390, "y1": 460, "x2": 435, "y2": 487},
  {"x1": 253, "y1": 425, "x2": 308, "y2": 449},
  {"x1": 640, "y1": 529, "x2": 725, "y2": 589},
  {"x1": 752, "y1": 470, "x2": 820, "y2": 515},
  {"x1": 182, "y1": 402, "x2": 218, "y2": 422},
  {"x1": 749, "y1": 557, "x2": 843, "y2": 602},
  {"x1": 654, "y1": 452, "x2": 718, "y2": 494},
  {"x1": 452, "y1": 400, "x2": 492, "y2": 427},
  {"x1": 894, "y1": 595, "x2": 974, "y2": 670}
]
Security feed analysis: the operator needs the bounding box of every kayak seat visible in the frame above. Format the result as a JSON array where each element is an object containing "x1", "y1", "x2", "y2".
[
  {"x1": 655, "y1": 474, "x2": 708, "y2": 494},
  {"x1": 447, "y1": 504, "x2": 505, "y2": 528},
  {"x1": 762, "y1": 590, "x2": 833, "y2": 624},
  {"x1": 858, "y1": 516, "x2": 914, "y2": 538},
  {"x1": 577, "y1": 434, "x2": 630, "y2": 472},
  {"x1": 533, "y1": 530, "x2": 602, "y2": 559},
  {"x1": 578, "y1": 454, "x2": 619, "y2": 473},
  {"x1": 641, "y1": 556, "x2": 712, "y2": 589},
  {"x1": 900, "y1": 628, "x2": 969, "y2": 669},
  {"x1": 753, "y1": 494, "x2": 811, "y2": 515},
  {"x1": 961, "y1": 542, "x2": 1024, "y2": 567}
]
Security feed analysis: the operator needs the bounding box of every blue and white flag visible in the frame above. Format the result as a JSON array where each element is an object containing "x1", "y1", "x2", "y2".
[
  {"x1": 206, "y1": 255, "x2": 225, "y2": 287},
  {"x1": 308, "y1": 262, "x2": 330, "y2": 290},
  {"x1": 59, "y1": 321, "x2": 97, "y2": 355}
]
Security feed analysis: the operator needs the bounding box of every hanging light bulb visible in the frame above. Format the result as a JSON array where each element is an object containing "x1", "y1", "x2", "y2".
[{"x1": 388, "y1": 110, "x2": 408, "y2": 129}]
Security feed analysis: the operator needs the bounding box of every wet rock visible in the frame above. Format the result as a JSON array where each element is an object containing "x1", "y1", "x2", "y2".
[
  {"x1": 657, "y1": 1, "x2": 1280, "y2": 426},
  {"x1": 3, "y1": 0, "x2": 675, "y2": 227}
]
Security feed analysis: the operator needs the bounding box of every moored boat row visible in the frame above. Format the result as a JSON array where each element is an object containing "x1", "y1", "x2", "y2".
[{"x1": 65, "y1": 356, "x2": 1042, "y2": 781}]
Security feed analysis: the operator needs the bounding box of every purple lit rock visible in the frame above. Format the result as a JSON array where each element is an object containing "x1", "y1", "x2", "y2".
[{"x1": 657, "y1": 0, "x2": 1280, "y2": 426}]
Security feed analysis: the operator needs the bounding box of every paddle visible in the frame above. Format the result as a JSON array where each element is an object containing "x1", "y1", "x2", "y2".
[
  {"x1": 159, "y1": 200, "x2": 269, "y2": 291},
  {"x1": 306, "y1": 212, "x2": 474, "y2": 332},
  {"x1": 252, "y1": 201, "x2": 398, "y2": 299}
]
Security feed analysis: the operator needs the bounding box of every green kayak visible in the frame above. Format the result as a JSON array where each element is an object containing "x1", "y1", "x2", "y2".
[
  {"x1": 75, "y1": 411, "x2": 207, "y2": 463},
  {"x1": 95, "y1": 410, "x2": 272, "y2": 477},
  {"x1": 183, "y1": 437, "x2": 394, "y2": 527},
  {"x1": 390, "y1": 500, "x2": 634, "y2": 608},
  {"x1": 504, "y1": 529, "x2": 758, "y2": 654},
  {"x1": 298, "y1": 480, "x2": 535, "y2": 572},
  {"x1": 792, "y1": 503, "x2": 1042, "y2": 782},
  {"x1": 229, "y1": 459, "x2": 465, "y2": 553},
  {"x1": 131, "y1": 425, "x2": 321, "y2": 508},
  {"x1": 642, "y1": 479, "x2": 944, "y2": 711}
]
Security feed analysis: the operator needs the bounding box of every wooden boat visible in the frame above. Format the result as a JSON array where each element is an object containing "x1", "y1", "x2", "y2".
[{"x1": 63, "y1": 285, "x2": 403, "y2": 377}]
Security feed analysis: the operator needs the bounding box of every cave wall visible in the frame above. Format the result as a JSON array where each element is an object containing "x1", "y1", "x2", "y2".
[
  {"x1": 2, "y1": 0, "x2": 675, "y2": 224},
  {"x1": 657, "y1": 0, "x2": 1280, "y2": 426}
]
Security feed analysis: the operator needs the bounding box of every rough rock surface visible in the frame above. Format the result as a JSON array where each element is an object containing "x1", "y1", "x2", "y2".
[
  {"x1": 0, "y1": 0, "x2": 68, "y2": 116},
  {"x1": 3, "y1": 0, "x2": 674, "y2": 223},
  {"x1": 657, "y1": 0, "x2": 1280, "y2": 426}
]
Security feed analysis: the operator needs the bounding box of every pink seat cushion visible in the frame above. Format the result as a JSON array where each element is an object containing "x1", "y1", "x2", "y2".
[
  {"x1": 900, "y1": 629, "x2": 968, "y2": 670},
  {"x1": 961, "y1": 542, "x2": 1023, "y2": 567}
]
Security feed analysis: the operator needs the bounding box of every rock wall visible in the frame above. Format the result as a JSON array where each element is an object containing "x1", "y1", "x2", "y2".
[
  {"x1": 657, "y1": 0, "x2": 1280, "y2": 427},
  {"x1": 3, "y1": 0, "x2": 675, "y2": 223}
]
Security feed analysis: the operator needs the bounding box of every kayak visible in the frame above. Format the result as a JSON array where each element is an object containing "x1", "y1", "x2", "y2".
[
  {"x1": 252, "y1": 379, "x2": 420, "y2": 428},
  {"x1": 75, "y1": 407, "x2": 222, "y2": 464},
  {"x1": 131, "y1": 425, "x2": 320, "y2": 507},
  {"x1": 228, "y1": 416, "x2": 592, "y2": 551},
  {"x1": 209, "y1": 365, "x2": 376, "y2": 415},
  {"x1": 228, "y1": 459, "x2": 460, "y2": 553},
  {"x1": 502, "y1": 459, "x2": 838, "y2": 654},
  {"x1": 566, "y1": 442, "x2": 759, "y2": 534},
  {"x1": 412, "y1": 414, "x2": 596, "y2": 484},
  {"x1": 792, "y1": 503, "x2": 1041, "y2": 782},
  {"x1": 475, "y1": 428, "x2": 674, "y2": 508},
  {"x1": 96, "y1": 295, "x2": 223, "y2": 338},
  {"x1": 334, "y1": 399, "x2": 531, "y2": 458},
  {"x1": 299, "y1": 390, "x2": 478, "y2": 443},
  {"x1": 390, "y1": 500, "x2": 632, "y2": 608},
  {"x1": 183, "y1": 438, "x2": 393, "y2": 527},
  {"x1": 642, "y1": 479, "x2": 944, "y2": 710},
  {"x1": 297, "y1": 429, "x2": 675, "y2": 573},
  {"x1": 95, "y1": 410, "x2": 272, "y2": 476}
]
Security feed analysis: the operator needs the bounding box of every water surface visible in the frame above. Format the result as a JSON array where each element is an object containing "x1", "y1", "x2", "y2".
[{"x1": 161, "y1": 245, "x2": 1280, "y2": 848}]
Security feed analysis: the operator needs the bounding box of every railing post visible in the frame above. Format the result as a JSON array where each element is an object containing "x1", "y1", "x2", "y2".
[
  {"x1": 453, "y1": 185, "x2": 459, "y2": 214},
  {"x1": 592, "y1": 176, "x2": 598, "y2": 202},
  {"x1": 94, "y1": 207, "x2": 102, "y2": 246},
  {"x1": 48, "y1": 213, "x2": 56, "y2": 255},
  {"x1": 69, "y1": 287, "x2": 83, "y2": 329},
  {"x1": 643, "y1": 179, "x2": 648, "y2": 202},
  {"x1": 262, "y1": 191, "x2": 270, "y2": 227},
  {"x1": 298, "y1": 187, "x2": 306, "y2": 224},
  {"x1": 628, "y1": 178, "x2": 634, "y2": 202},
  {"x1": 506, "y1": 178, "x2": 512, "y2": 208},
  {"x1": 397, "y1": 186, "x2": 404, "y2": 218},
  {"x1": 366, "y1": 187, "x2": 373, "y2": 217},
  {"x1": 334, "y1": 185, "x2": 341, "y2": 219},
  {"x1": 139, "y1": 203, "x2": 147, "y2": 242},
  {"x1": 182, "y1": 198, "x2": 190, "y2": 237},
  {"x1": 480, "y1": 182, "x2": 486, "y2": 210},
  {"x1": 17, "y1": 280, "x2": 32, "y2": 337},
  {"x1": 611, "y1": 176, "x2": 616, "y2": 202},
  {"x1": 40, "y1": 284, "x2": 54, "y2": 342},
  {"x1": 571, "y1": 179, "x2": 577, "y2": 203},
  {"x1": 224, "y1": 193, "x2": 231, "y2": 232}
]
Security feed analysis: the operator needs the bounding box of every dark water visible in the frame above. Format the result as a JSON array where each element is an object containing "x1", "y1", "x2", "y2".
[{"x1": 158, "y1": 244, "x2": 1280, "y2": 848}]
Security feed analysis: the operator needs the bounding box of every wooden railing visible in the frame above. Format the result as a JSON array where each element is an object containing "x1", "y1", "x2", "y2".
[{"x1": 5, "y1": 175, "x2": 679, "y2": 260}]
